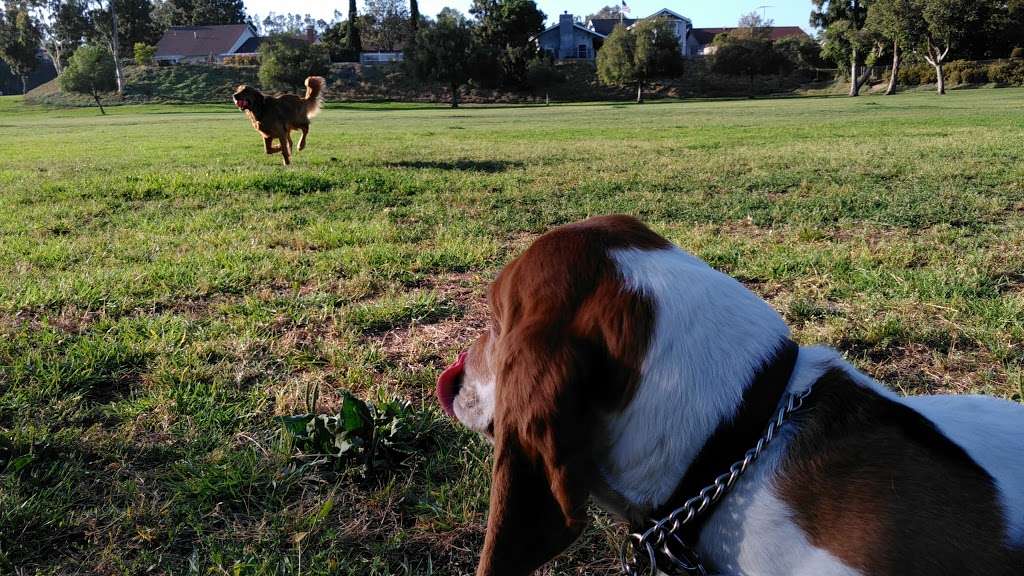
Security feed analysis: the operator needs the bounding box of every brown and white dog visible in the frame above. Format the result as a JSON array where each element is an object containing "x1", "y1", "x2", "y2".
[
  {"x1": 436, "y1": 215, "x2": 1024, "y2": 576},
  {"x1": 232, "y1": 76, "x2": 324, "y2": 166}
]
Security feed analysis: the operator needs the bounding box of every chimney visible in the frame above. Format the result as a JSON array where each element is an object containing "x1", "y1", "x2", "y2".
[
  {"x1": 559, "y1": 13, "x2": 574, "y2": 59},
  {"x1": 305, "y1": 26, "x2": 316, "y2": 44}
]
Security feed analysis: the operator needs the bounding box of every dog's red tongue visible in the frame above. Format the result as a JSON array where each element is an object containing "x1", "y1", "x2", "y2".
[
  {"x1": 436, "y1": 351, "x2": 467, "y2": 418},
  {"x1": 234, "y1": 99, "x2": 247, "y2": 110}
]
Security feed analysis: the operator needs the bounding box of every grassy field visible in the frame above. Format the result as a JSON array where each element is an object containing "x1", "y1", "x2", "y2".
[{"x1": 1, "y1": 89, "x2": 1023, "y2": 575}]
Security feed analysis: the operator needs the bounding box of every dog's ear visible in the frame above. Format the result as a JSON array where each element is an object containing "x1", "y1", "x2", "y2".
[{"x1": 475, "y1": 328, "x2": 591, "y2": 576}]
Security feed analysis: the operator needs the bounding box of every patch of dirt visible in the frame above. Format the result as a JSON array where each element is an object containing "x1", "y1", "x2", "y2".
[
  {"x1": 1, "y1": 305, "x2": 103, "y2": 335},
  {"x1": 370, "y1": 272, "x2": 491, "y2": 370},
  {"x1": 857, "y1": 342, "x2": 1011, "y2": 396}
]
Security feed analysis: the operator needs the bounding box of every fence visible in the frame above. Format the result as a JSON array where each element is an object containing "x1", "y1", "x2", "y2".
[{"x1": 360, "y1": 52, "x2": 405, "y2": 65}]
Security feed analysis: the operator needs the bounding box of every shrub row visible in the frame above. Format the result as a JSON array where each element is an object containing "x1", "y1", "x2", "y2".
[{"x1": 897, "y1": 59, "x2": 1024, "y2": 86}]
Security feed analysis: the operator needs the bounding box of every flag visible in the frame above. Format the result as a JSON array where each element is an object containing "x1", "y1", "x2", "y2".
[{"x1": 621, "y1": 0, "x2": 631, "y2": 13}]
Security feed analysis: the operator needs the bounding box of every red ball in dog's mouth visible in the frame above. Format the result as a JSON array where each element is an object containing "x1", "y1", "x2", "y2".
[{"x1": 436, "y1": 351, "x2": 467, "y2": 418}]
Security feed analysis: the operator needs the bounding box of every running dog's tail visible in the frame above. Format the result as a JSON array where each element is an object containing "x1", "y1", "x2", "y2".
[{"x1": 304, "y1": 76, "x2": 326, "y2": 117}]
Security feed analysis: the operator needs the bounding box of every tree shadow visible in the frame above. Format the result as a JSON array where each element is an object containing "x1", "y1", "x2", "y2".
[{"x1": 387, "y1": 159, "x2": 524, "y2": 173}]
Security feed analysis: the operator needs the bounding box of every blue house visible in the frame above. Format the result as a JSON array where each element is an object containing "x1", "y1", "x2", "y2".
[{"x1": 535, "y1": 13, "x2": 606, "y2": 60}]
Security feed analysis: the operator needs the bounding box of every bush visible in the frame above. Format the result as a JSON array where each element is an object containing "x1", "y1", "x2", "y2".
[
  {"x1": 133, "y1": 43, "x2": 156, "y2": 66},
  {"x1": 897, "y1": 62, "x2": 936, "y2": 85},
  {"x1": 988, "y1": 60, "x2": 1024, "y2": 86},
  {"x1": 946, "y1": 60, "x2": 989, "y2": 85},
  {"x1": 1011, "y1": 47, "x2": 1024, "y2": 60},
  {"x1": 258, "y1": 34, "x2": 330, "y2": 91},
  {"x1": 222, "y1": 54, "x2": 259, "y2": 66}
]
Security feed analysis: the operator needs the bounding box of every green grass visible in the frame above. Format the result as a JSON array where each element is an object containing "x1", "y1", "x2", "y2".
[{"x1": 2, "y1": 89, "x2": 1023, "y2": 575}]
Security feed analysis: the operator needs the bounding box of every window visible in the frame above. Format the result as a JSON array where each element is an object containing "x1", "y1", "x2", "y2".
[{"x1": 577, "y1": 44, "x2": 588, "y2": 58}]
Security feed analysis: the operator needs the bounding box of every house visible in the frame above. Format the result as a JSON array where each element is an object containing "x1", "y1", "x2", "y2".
[
  {"x1": 688, "y1": 26, "x2": 809, "y2": 56},
  {"x1": 155, "y1": 24, "x2": 258, "y2": 64},
  {"x1": 154, "y1": 24, "x2": 318, "y2": 64},
  {"x1": 537, "y1": 9, "x2": 694, "y2": 60},
  {"x1": 536, "y1": 13, "x2": 607, "y2": 60},
  {"x1": 537, "y1": 9, "x2": 808, "y2": 61},
  {"x1": 620, "y1": 8, "x2": 693, "y2": 57}
]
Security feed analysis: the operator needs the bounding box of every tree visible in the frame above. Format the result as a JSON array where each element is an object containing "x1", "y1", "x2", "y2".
[
  {"x1": 345, "y1": 0, "x2": 361, "y2": 52},
  {"x1": 775, "y1": 34, "x2": 828, "y2": 70},
  {"x1": 735, "y1": 10, "x2": 774, "y2": 38},
  {"x1": 811, "y1": 0, "x2": 880, "y2": 96},
  {"x1": 29, "y1": 0, "x2": 91, "y2": 75},
  {"x1": 405, "y1": 9, "x2": 474, "y2": 107},
  {"x1": 192, "y1": 0, "x2": 244, "y2": 24},
  {"x1": 257, "y1": 33, "x2": 329, "y2": 90},
  {"x1": 409, "y1": 0, "x2": 419, "y2": 31},
  {"x1": 597, "y1": 17, "x2": 683, "y2": 103},
  {"x1": 254, "y1": 12, "x2": 328, "y2": 35},
  {"x1": 133, "y1": 40, "x2": 153, "y2": 63},
  {"x1": 866, "y1": 0, "x2": 918, "y2": 94},
  {"x1": 711, "y1": 31, "x2": 793, "y2": 90},
  {"x1": 916, "y1": 0, "x2": 986, "y2": 94},
  {"x1": 88, "y1": 0, "x2": 160, "y2": 53},
  {"x1": 362, "y1": 0, "x2": 410, "y2": 51},
  {"x1": 470, "y1": 0, "x2": 545, "y2": 87},
  {"x1": 525, "y1": 54, "x2": 563, "y2": 103},
  {"x1": 321, "y1": 19, "x2": 358, "y2": 61},
  {"x1": 587, "y1": 5, "x2": 622, "y2": 21},
  {"x1": 59, "y1": 42, "x2": 115, "y2": 112},
  {"x1": 82, "y1": 0, "x2": 125, "y2": 93},
  {"x1": 152, "y1": 0, "x2": 245, "y2": 26},
  {"x1": 0, "y1": 2, "x2": 41, "y2": 94}
]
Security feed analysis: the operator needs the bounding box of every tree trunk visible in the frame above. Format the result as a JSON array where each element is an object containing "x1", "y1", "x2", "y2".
[
  {"x1": 450, "y1": 82, "x2": 459, "y2": 108},
  {"x1": 636, "y1": 80, "x2": 643, "y2": 104},
  {"x1": 886, "y1": 41, "x2": 899, "y2": 95},
  {"x1": 93, "y1": 92, "x2": 106, "y2": 115},
  {"x1": 849, "y1": 49, "x2": 860, "y2": 96},
  {"x1": 110, "y1": 1, "x2": 124, "y2": 94},
  {"x1": 20, "y1": 75, "x2": 27, "y2": 95},
  {"x1": 923, "y1": 41, "x2": 949, "y2": 96}
]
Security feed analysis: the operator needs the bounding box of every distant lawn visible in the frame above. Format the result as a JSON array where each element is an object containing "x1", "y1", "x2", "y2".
[{"x1": 2, "y1": 90, "x2": 1023, "y2": 575}]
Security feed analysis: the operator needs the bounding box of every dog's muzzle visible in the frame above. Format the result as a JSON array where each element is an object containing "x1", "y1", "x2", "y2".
[{"x1": 234, "y1": 99, "x2": 248, "y2": 110}]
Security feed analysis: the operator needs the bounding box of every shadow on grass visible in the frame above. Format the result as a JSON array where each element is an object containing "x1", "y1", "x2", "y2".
[{"x1": 387, "y1": 159, "x2": 524, "y2": 173}]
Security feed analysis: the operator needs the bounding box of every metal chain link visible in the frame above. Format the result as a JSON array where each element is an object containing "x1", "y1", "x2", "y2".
[{"x1": 619, "y1": 387, "x2": 813, "y2": 576}]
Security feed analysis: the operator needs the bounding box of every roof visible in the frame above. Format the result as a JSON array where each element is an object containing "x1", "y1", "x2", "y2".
[
  {"x1": 155, "y1": 24, "x2": 252, "y2": 58},
  {"x1": 536, "y1": 21, "x2": 607, "y2": 39},
  {"x1": 235, "y1": 36, "x2": 263, "y2": 54},
  {"x1": 646, "y1": 8, "x2": 691, "y2": 23},
  {"x1": 691, "y1": 26, "x2": 809, "y2": 45},
  {"x1": 588, "y1": 17, "x2": 636, "y2": 36}
]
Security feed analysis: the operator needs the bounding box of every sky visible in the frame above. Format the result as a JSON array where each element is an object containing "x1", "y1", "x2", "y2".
[{"x1": 244, "y1": 0, "x2": 815, "y2": 31}]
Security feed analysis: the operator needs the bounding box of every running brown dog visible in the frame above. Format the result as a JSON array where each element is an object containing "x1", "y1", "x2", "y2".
[{"x1": 232, "y1": 76, "x2": 325, "y2": 165}]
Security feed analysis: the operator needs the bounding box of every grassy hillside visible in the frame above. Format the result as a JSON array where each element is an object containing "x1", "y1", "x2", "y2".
[
  {"x1": 1, "y1": 91, "x2": 1022, "y2": 575},
  {"x1": 23, "y1": 61, "x2": 840, "y2": 108}
]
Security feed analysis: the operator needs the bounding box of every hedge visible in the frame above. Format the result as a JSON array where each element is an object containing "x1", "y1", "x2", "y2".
[{"x1": 897, "y1": 58, "x2": 1024, "y2": 86}]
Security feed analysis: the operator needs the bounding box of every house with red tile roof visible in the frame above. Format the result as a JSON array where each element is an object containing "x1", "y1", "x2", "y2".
[
  {"x1": 688, "y1": 26, "x2": 809, "y2": 56},
  {"x1": 154, "y1": 24, "x2": 258, "y2": 64}
]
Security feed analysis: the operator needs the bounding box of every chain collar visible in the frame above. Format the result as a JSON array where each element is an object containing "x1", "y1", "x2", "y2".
[{"x1": 619, "y1": 386, "x2": 813, "y2": 576}]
